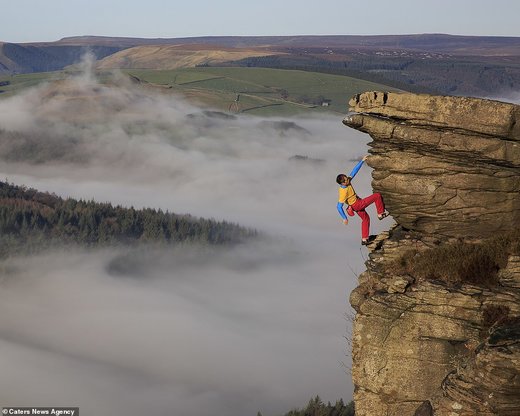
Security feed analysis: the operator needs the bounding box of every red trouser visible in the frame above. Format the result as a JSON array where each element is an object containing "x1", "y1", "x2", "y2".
[{"x1": 351, "y1": 193, "x2": 385, "y2": 239}]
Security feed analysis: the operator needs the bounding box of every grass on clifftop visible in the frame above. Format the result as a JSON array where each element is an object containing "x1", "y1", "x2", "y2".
[{"x1": 389, "y1": 231, "x2": 520, "y2": 287}]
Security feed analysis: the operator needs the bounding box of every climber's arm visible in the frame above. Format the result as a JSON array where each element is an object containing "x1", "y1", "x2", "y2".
[
  {"x1": 349, "y1": 159, "x2": 365, "y2": 178},
  {"x1": 337, "y1": 202, "x2": 348, "y2": 224}
]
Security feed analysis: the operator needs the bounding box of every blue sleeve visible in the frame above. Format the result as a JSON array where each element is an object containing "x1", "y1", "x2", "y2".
[
  {"x1": 349, "y1": 159, "x2": 365, "y2": 178},
  {"x1": 337, "y1": 202, "x2": 347, "y2": 220}
]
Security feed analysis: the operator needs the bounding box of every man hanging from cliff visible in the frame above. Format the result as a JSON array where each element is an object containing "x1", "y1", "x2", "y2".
[{"x1": 336, "y1": 155, "x2": 388, "y2": 245}]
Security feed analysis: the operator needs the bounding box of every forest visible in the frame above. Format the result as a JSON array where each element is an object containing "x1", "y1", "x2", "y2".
[{"x1": 0, "y1": 180, "x2": 257, "y2": 257}]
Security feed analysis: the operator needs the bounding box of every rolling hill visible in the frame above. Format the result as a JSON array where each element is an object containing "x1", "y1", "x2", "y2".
[
  {"x1": 0, "y1": 42, "x2": 123, "y2": 74},
  {"x1": 96, "y1": 44, "x2": 286, "y2": 70},
  {"x1": 52, "y1": 34, "x2": 520, "y2": 55},
  {"x1": 0, "y1": 66, "x2": 400, "y2": 117},
  {"x1": 87, "y1": 34, "x2": 520, "y2": 96},
  {"x1": 2, "y1": 34, "x2": 520, "y2": 96},
  {"x1": 124, "y1": 67, "x2": 401, "y2": 115}
]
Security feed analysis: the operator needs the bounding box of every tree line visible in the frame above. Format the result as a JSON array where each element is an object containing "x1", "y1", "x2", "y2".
[
  {"x1": 0, "y1": 181, "x2": 257, "y2": 257},
  {"x1": 257, "y1": 396, "x2": 354, "y2": 416}
]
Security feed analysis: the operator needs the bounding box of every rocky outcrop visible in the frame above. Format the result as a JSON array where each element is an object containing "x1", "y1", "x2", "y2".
[
  {"x1": 344, "y1": 92, "x2": 520, "y2": 239},
  {"x1": 344, "y1": 92, "x2": 520, "y2": 416}
]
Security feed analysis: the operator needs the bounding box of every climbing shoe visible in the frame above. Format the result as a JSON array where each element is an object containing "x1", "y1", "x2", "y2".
[{"x1": 378, "y1": 212, "x2": 389, "y2": 220}]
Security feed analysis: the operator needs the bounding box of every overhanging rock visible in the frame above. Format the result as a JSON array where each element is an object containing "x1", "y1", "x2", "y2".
[{"x1": 343, "y1": 92, "x2": 520, "y2": 239}]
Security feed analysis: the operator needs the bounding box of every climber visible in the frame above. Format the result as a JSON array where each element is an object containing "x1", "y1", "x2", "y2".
[{"x1": 336, "y1": 155, "x2": 388, "y2": 245}]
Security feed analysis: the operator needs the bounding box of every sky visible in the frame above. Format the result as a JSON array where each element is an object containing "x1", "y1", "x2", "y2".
[
  {"x1": 2, "y1": 0, "x2": 520, "y2": 43},
  {"x1": 0, "y1": 61, "x2": 392, "y2": 415}
]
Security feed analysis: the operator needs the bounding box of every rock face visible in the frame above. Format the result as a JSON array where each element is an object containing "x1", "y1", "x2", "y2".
[
  {"x1": 344, "y1": 92, "x2": 520, "y2": 416},
  {"x1": 344, "y1": 92, "x2": 520, "y2": 239}
]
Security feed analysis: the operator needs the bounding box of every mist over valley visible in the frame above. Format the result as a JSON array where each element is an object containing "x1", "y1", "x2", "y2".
[{"x1": 0, "y1": 62, "x2": 389, "y2": 415}]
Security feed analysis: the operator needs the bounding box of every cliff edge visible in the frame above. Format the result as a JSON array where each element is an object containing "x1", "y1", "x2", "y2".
[
  {"x1": 343, "y1": 92, "x2": 520, "y2": 416},
  {"x1": 345, "y1": 92, "x2": 519, "y2": 239}
]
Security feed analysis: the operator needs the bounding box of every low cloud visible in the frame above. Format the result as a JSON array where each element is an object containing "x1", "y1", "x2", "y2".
[{"x1": 0, "y1": 64, "x2": 390, "y2": 415}]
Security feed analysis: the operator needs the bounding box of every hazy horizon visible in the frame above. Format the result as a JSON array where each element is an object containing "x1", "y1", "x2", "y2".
[{"x1": 0, "y1": 60, "x2": 393, "y2": 415}]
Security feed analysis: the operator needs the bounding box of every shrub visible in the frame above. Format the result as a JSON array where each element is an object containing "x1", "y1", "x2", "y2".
[{"x1": 387, "y1": 231, "x2": 520, "y2": 287}]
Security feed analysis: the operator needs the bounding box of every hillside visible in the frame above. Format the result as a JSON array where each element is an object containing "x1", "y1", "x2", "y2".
[
  {"x1": 53, "y1": 34, "x2": 520, "y2": 55},
  {"x1": 2, "y1": 34, "x2": 520, "y2": 96},
  {"x1": 124, "y1": 67, "x2": 401, "y2": 115},
  {"x1": 0, "y1": 67, "x2": 399, "y2": 117},
  {"x1": 96, "y1": 44, "x2": 285, "y2": 70},
  {"x1": 0, "y1": 42, "x2": 123, "y2": 74},
  {"x1": 0, "y1": 181, "x2": 255, "y2": 258}
]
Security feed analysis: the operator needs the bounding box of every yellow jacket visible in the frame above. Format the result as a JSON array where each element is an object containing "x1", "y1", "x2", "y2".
[{"x1": 338, "y1": 184, "x2": 358, "y2": 206}]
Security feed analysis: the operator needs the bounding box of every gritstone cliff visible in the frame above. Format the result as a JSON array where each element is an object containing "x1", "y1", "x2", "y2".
[{"x1": 343, "y1": 92, "x2": 520, "y2": 416}]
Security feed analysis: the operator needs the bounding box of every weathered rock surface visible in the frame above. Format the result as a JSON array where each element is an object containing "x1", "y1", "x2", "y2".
[
  {"x1": 343, "y1": 92, "x2": 520, "y2": 239},
  {"x1": 350, "y1": 226, "x2": 520, "y2": 416},
  {"x1": 431, "y1": 321, "x2": 520, "y2": 416},
  {"x1": 344, "y1": 92, "x2": 520, "y2": 416}
]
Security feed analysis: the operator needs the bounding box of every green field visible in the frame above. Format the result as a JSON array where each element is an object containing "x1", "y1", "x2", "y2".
[
  {"x1": 0, "y1": 67, "x2": 400, "y2": 116},
  {"x1": 0, "y1": 71, "x2": 64, "y2": 98},
  {"x1": 126, "y1": 67, "x2": 400, "y2": 116}
]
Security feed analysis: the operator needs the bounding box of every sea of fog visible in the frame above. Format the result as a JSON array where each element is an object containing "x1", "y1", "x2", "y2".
[{"x1": 0, "y1": 65, "x2": 392, "y2": 416}]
